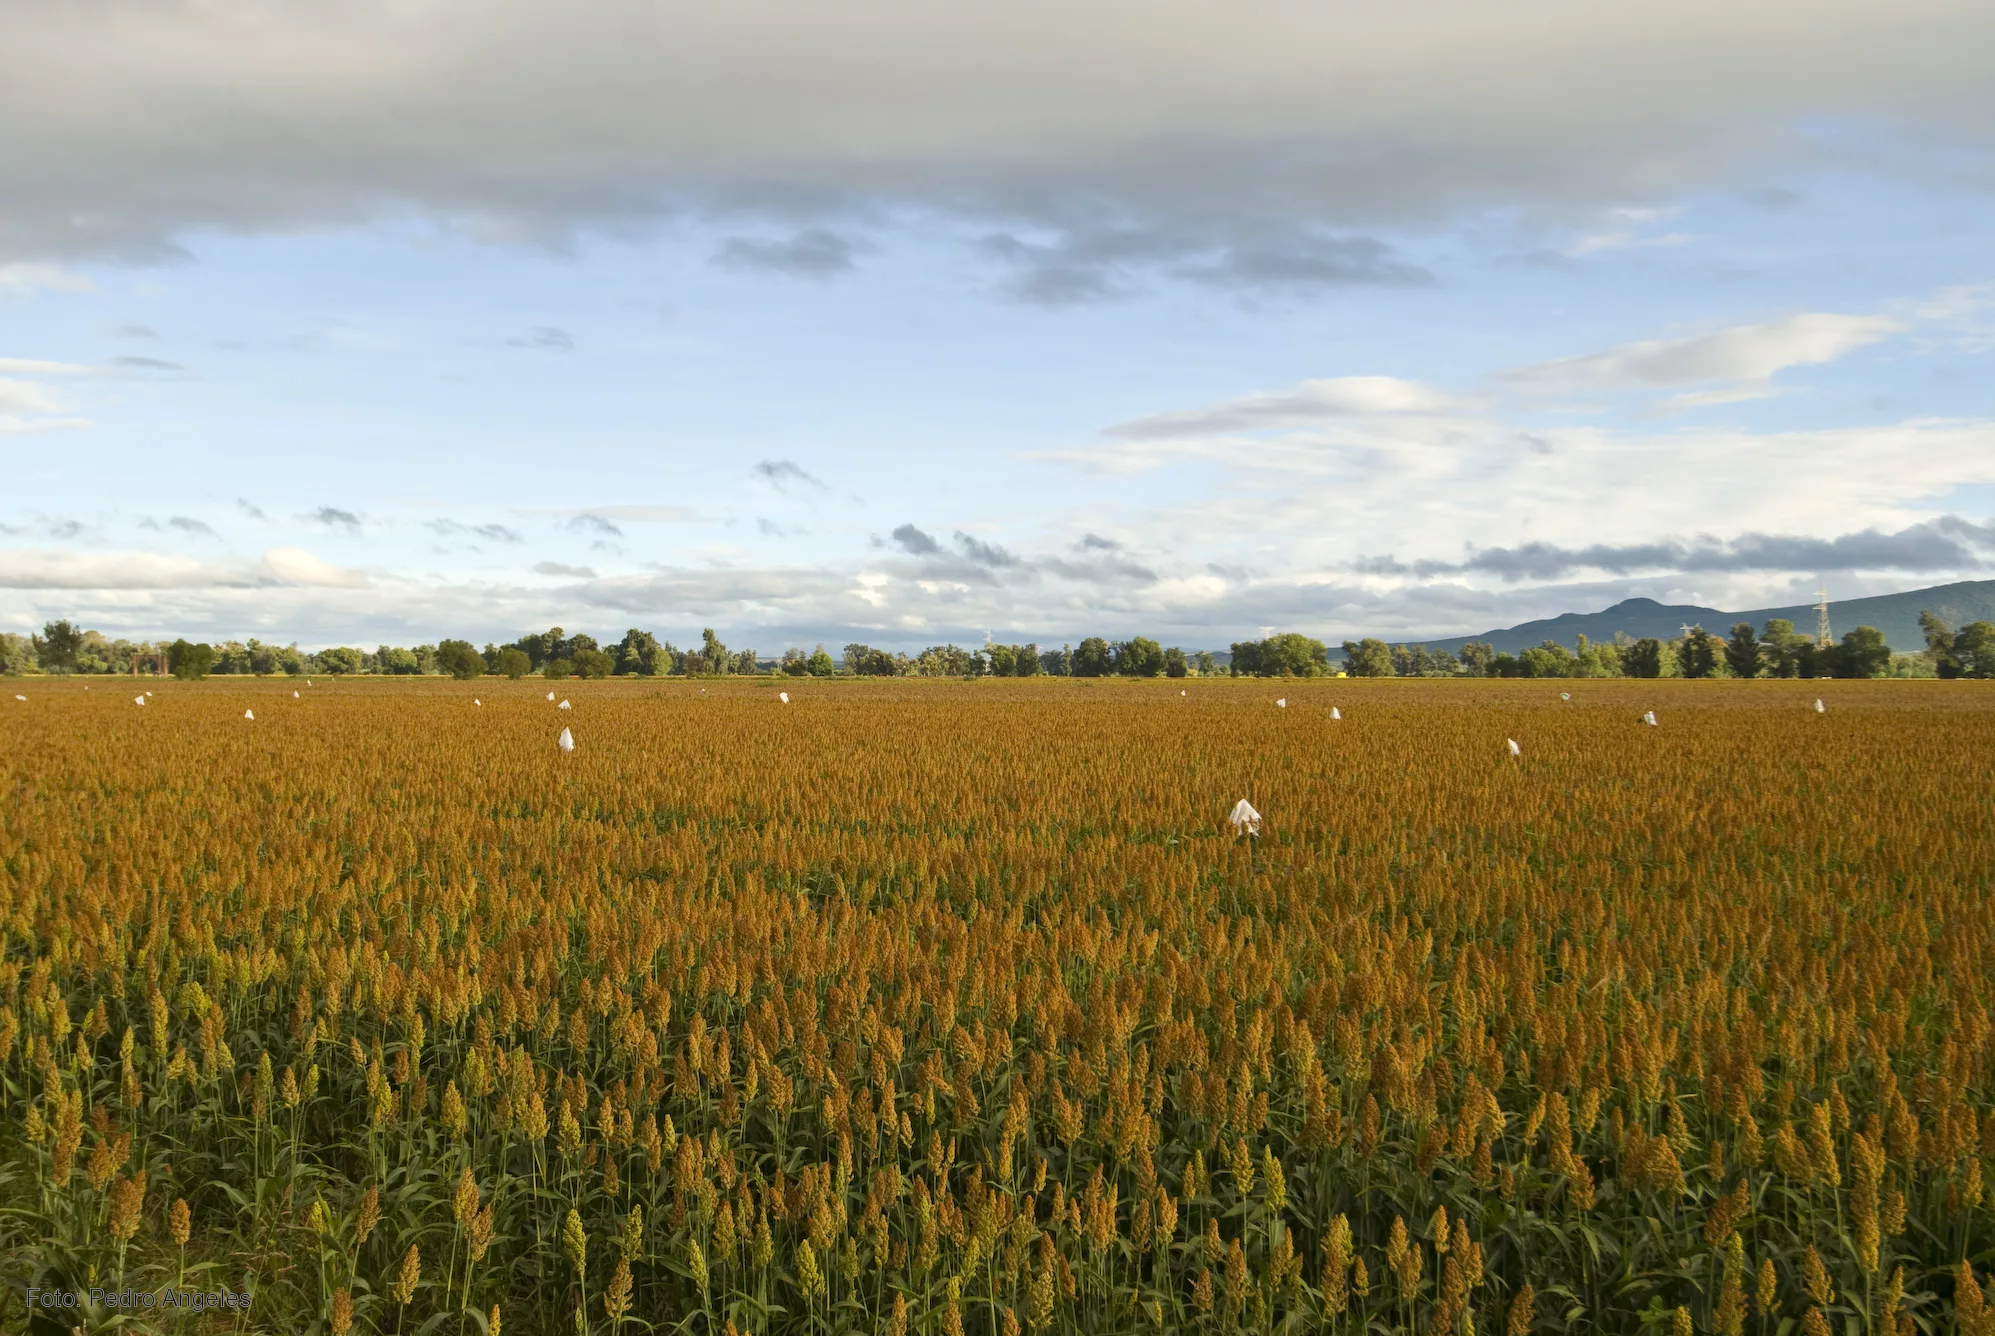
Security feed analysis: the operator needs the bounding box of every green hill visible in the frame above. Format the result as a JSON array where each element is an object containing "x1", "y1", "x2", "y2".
[{"x1": 1412, "y1": 579, "x2": 1995, "y2": 655}]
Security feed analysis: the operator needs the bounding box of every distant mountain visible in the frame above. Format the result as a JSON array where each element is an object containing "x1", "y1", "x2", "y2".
[{"x1": 1405, "y1": 579, "x2": 1995, "y2": 656}]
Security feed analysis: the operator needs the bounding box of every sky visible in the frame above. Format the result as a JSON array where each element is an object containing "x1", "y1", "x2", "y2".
[{"x1": 2, "y1": 1, "x2": 1993, "y2": 653}]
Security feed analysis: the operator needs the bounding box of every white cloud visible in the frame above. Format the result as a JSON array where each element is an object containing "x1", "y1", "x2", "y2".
[
  {"x1": 0, "y1": 545, "x2": 370, "y2": 590},
  {"x1": 565, "y1": 505, "x2": 700, "y2": 523},
  {"x1": 1104, "y1": 375, "x2": 1461, "y2": 440},
  {"x1": 257, "y1": 547, "x2": 370, "y2": 588},
  {"x1": 0, "y1": 361, "x2": 91, "y2": 433},
  {"x1": 0, "y1": 378, "x2": 61, "y2": 415},
  {"x1": 0, "y1": 357, "x2": 91, "y2": 374},
  {"x1": 0, "y1": 263, "x2": 93, "y2": 295},
  {"x1": 0, "y1": 549, "x2": 235, "y2": 590},
  {"x1": 1501, "y1": 313, "x2": 1902, "y2": 393}
]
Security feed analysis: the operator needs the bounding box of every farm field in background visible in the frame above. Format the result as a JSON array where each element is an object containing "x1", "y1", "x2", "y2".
[{"x1": 2, "y1": 677, "x2": 1993, "y2": 1335}]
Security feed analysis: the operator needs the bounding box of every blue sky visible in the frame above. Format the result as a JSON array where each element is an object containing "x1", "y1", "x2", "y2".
[{"x1": 2, "y1": 2, "x2": 1992, "y2": 652}]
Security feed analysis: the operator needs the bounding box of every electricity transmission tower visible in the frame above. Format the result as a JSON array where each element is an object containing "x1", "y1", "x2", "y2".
[{"x1": 1815, "y1": 585, "x2": 1832, "y2": 648}]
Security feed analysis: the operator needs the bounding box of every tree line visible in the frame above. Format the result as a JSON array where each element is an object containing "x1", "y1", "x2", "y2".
[
  {"x1": 1336, "y1": 613, "x2": 1995, "y2": 680},
  {"x1": 9, "y1": 613, "x2": 1990, "y2": 681}
]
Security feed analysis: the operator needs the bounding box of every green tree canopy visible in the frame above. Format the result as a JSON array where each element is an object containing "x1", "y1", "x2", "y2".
[
  {"x1": 843, "y1": 644, "x2": 899, "y2": 676},
  {"x1": 436, "y1": 639, "x2": 486, "y2": 680},
  {"x1": 614, "y1": 628, "x2": 666, "y2": 676},
  {"x1": 168, "y1": 638, "x2": 217, "y2": 680},
  {"x1": 1724, "y1": 623, "x2": 1761, "y2": 679},
  {"x1": 1623, "y1": 638, "x2": 1666, "y2": 679},
  {"x1": 1831, "y1": 625, "x2": 1891, "y2": 679},
  {"x1": 1676, "y1": 625, "x2": 1720, "y2": 679},
  {"x1": 1112, "y1": 637, "x2": 1164, "y2": 677},
  {"x1": 1070, "y1": 637, "x2": 1113, "y2": 677},
  {"x1": 1337, "y1": 638, "x2": 1393, "y2": 678},
  {"x1": 32, "y1": 619, "x2": 84, "y2": 674},
  {"x1": 1759, "y1": 619, "x2": 1808, "y2": 678}
]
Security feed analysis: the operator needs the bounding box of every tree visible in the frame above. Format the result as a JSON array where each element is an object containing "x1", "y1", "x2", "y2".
[
  {"x1": 781, "y1": 647, "x2": 810, "y2": 676},
  {"x1": 730, "y1": 648, "x2": 760, "y2": 675},
  {"x1": 1519, "y1": 641, "x2": 1575, "y2": 678},
  {"x1": 1192, "y1": 650, "x2": 1216, "y2": 677},
  {"x1": 1458, "y1": 641, "x2": 1495, "y2": 675},
  {"x1": 843, "y1": 644, "x2": 898, "y2": 676},
  {"x1": 1113, "y1": 637, "x2": 1164, "y2": 677},
  {"x1": 1040, "y1": 646, "x2": 1071, "y2": 676},
  {"x1": 614, "y1": 629, "x2": 666, "y2": 676},
  {"x1": 168, "y1": 638, "x2": 217, "y2": 680},
  {"x1": 516, "y1": 627, "x2": 565, "y2": 671},
  {"x1": 543, "y1": 658, "x2": 573, "y2": 680},
  {"x1": 316, "y1": 646, "x2": 365, "y2": 675},
  {"x1": 1832, "y1": 625, "x2": 1891, "y2": 679},
  {"x1": 1070, "y1": 637, "x2": 1112, "y2": 677},
  {"x1": 1163, "y1": 647, "x2": 1188, "y2": 679},
  {"x1": 0, "y1": 632, "x2": 33, "y2": 675},
  {"x1": 1724, "y1": 623, "x2": 1761, "y2": 679},
  {"x1": 1759, "y1": 619, "x2": 1808, "y2": 679},
  {"x1": 32, "y1": 619, "x2": 84, "y2": 674},
  {"x1": 914, "y1": 645, "x2": 976, "y2": 676},
  {"x1": 1624, "y1": 638, "x2": 1665, "y2": 679},
  {"x1": 436, "y1": 639, "x2": 486, "y2": 680},
  {"x1": 807, "y1": 645, "x2": 836, "y2": 677},
  {"x1": 1676, "y1": 625, "x2": 1719, "y2": 679},
  {"x1": 1920, "y1": 611, "x2": 1961, "y2": 678},
  {"x1": 1956, "y1": 621, "x2": 1995, "y2": 678},
  {"x1": 1227, "y1": 633, "x2": 1327, "y2": 677},
  {"x1": 496, "y1": 647, "x2": 531, "y2": 679},
  {"x1": 376, "y1": 645, "x2": 422, "y2": 675},
  {"x1": 1575, "y1": 635, "x2": 1622, "y2": 678},
  {"x1": 697, "y1": 629, "x2": 729, "y2": 676},
  {"x1": 1339, "y1": 638, "x2": 1394, "y2": 679},
  {"x1": 572, "y1": 648, "x2": 615, "y2": 679}
]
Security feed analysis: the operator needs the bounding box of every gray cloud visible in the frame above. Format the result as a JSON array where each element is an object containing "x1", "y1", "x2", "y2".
[
  {"x1": 1174, "y1": 233, "x2": 1433, "y2": 291},
  {"x1": 1036, "y1": 555, "x2": 1159, "y2": 586},
  {"x1": 534, "y1": 560, "x2": 598, "y2": 579},
  {"x1": 983, "y1": 224, "x2": 1427, "y2": 304},
  {"x1": 714, "y1": 230, "x2": 859, "y2": 278},
  {"x1": 115, "y1": 324, "x2": 160, "y2": 339},
  {"x1": 429, "y1": 519, "x2": 524, "y2": 544},
  {"x1": 113, "y1": 354, "x2": 184, "y2": 371},
  {"x1": 1741, "y1": 186, "x2": 1804, "y2": 211},
  {"x1": 310, "y1": 506, "x2": 361, "y2": 530},
  {"x1": 1363, "y1": 516, "x2": 1995, "y2": 583},
  {"x1": 1, "y1": 3, "x2": 1992, "y2": 270},
  {"x1": 953, "y1": 532, "x2": 1019, "y2": 568},
  {"x1": 167, "y1": 515, "x2": 216, "y2": 537},
  {"x1": 236, "y1": 497, "x2": 267, "y2": 520},
  {"x1": 752, "y1": 458, "x2": 827, "y2": 490},
  {"x1": 567, "y1": 513, "x2": 623, "y2": 537},
  {"x1": 1078, "y1": 533, "x2": 1120, "y2": 551},
  {"x1": 507, "y1": 326, "x2": 574, "y2": 351},
  {"x1": 890, "y1": 523, "x2": 940, "y2": 556}
]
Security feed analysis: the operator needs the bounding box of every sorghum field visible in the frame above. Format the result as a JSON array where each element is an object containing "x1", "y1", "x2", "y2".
[{"x1": 3, "y1": 677, "x2": 1993, "y2": 1336}]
